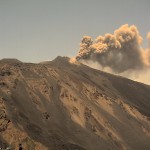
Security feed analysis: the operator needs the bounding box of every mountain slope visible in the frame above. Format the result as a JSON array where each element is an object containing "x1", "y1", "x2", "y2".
[{"x1": 0, "y1": 56, "x2": 150, "y2": 150}]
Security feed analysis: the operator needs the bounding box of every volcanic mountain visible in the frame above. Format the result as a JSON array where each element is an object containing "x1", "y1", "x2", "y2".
[{"x1": 0, "y1": 56, "x2": 150, "y2": 150}]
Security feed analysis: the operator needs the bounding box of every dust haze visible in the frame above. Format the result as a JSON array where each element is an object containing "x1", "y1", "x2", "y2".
[{"x1": 76, "y1": 24, "x2": 150, "y2": 84}]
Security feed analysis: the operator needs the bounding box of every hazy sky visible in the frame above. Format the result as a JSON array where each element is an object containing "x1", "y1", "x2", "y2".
[{"x1": 0, "y1": 0, "x2": 150, "y2": 62}]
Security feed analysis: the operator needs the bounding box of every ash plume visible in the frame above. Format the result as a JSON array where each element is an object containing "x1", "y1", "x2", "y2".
[
  {"x1": 146, "y1": 32, "x2": 150, "y2": 64},
  {"x1": 147, "y1": 32, "x2": 150, "y2": 46},
  {"x1": 76, "y1": 24, "x2": 150, "y2": 84}
]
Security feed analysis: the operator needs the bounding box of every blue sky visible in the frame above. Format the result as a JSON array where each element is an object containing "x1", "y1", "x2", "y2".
[{"x1": 0, "y1": 0, "x2": 150, "y2": 62}]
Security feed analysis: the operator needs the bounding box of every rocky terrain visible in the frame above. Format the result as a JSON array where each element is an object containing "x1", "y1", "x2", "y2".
[{"x1": 0, "y1": 56, "x2": 150, "y2": 150}]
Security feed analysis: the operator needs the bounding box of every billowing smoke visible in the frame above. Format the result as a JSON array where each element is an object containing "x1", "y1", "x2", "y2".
[
  {"x1": 146, "y1": 32, "x2": 150, "y2": 64},
  {"x1": 147, "y1": 32, "x2": 150, "y2": 47},
  {"x1": 76, "y1": 24, "x2": 150, "y2": 84}
]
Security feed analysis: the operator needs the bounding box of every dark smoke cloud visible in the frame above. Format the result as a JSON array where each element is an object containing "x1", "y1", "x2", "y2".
[{"x1": 76, "y1": 24, "x2": 150, "y2": 84}]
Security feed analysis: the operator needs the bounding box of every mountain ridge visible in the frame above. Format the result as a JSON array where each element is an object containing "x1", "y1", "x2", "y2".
[{"x1": 0, "y1": 56, "x2": 150, "y2": 150}]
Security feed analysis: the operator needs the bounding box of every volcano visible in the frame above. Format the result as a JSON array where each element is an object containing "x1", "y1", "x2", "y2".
[{"x1": 0, "y1": 56, "x2": 150, "y2": 150}]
